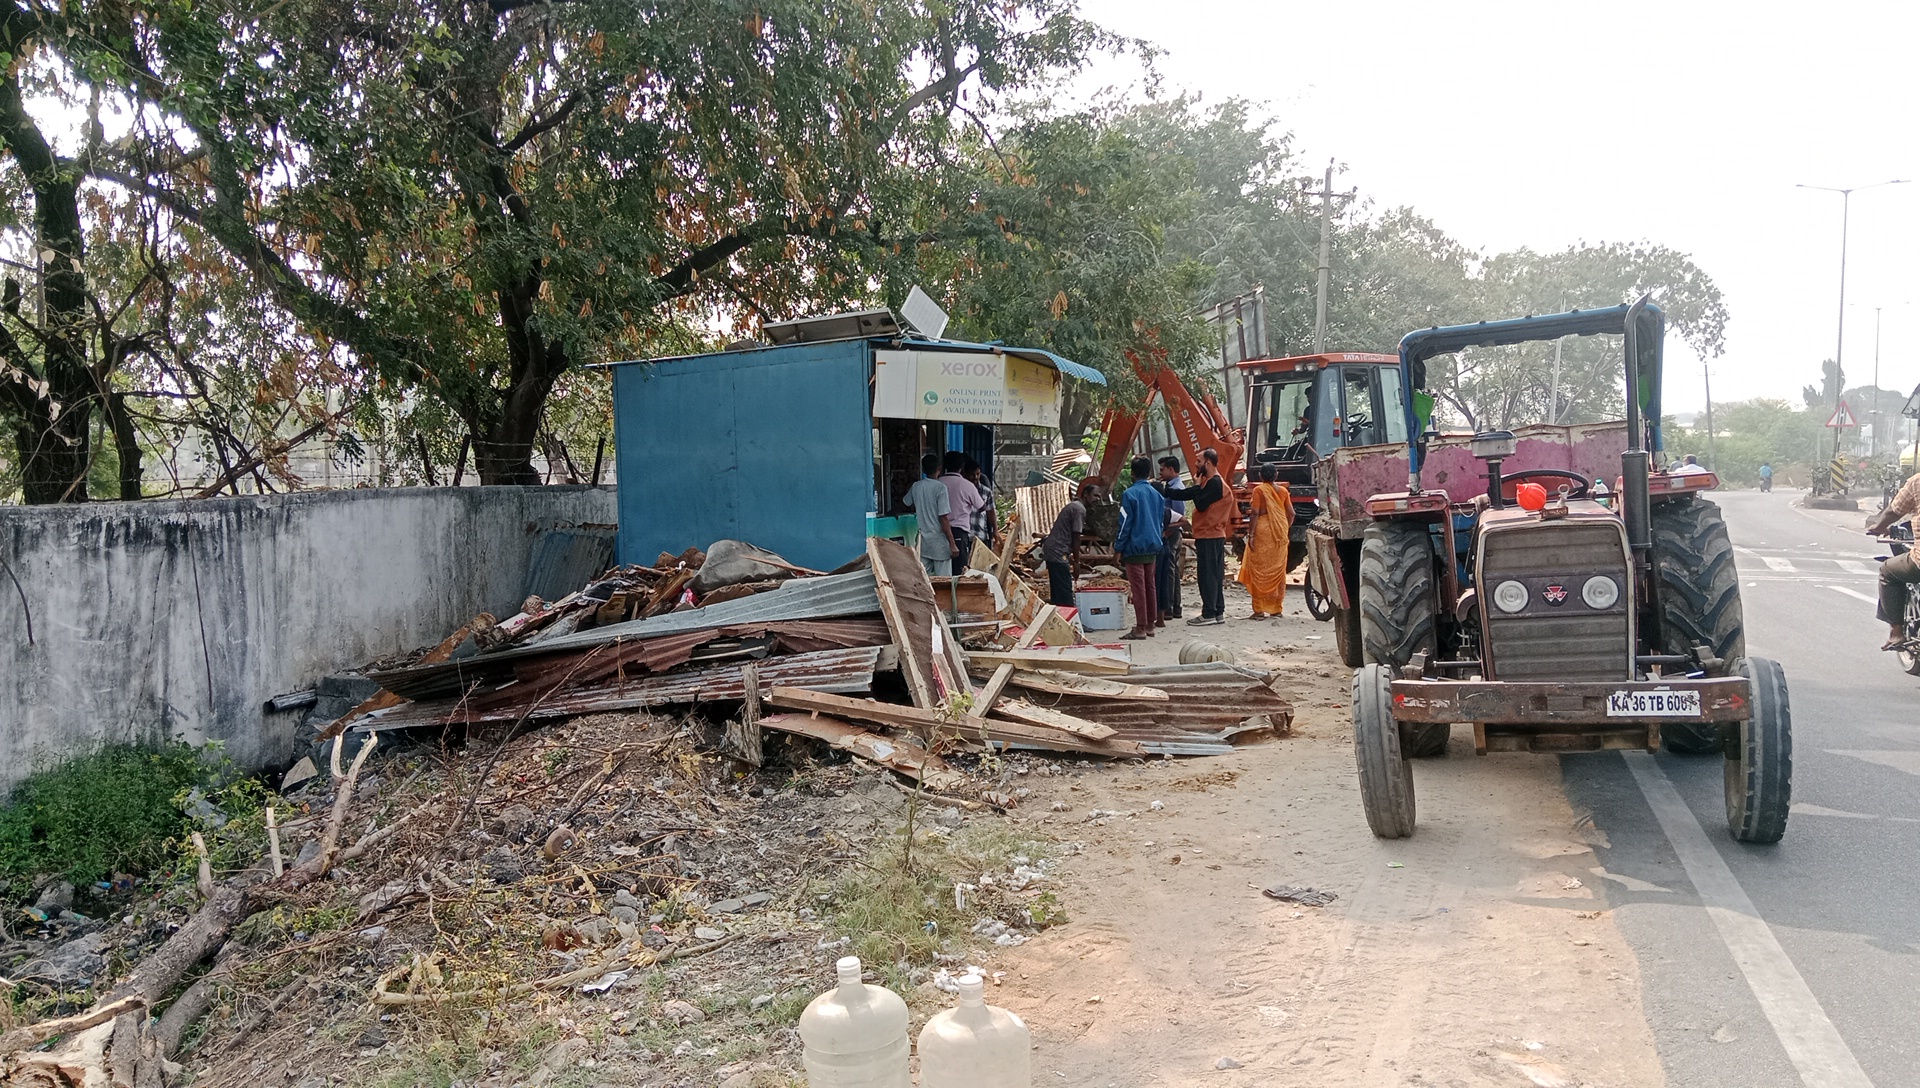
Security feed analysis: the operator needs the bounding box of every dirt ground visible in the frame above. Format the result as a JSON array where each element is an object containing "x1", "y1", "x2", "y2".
[{"x1": 989, "y1": 573, "x2": 1666, "y2": 1088}]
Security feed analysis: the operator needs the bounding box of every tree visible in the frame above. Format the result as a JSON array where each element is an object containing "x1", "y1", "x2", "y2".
[{"x1": 70, "y1": 0, "x2": 1112, "y2": 483}]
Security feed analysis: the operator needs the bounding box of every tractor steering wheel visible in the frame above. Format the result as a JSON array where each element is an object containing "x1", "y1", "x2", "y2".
[{"x1": 1500, "y1": 468, "x2": 1590, "y2": 500}]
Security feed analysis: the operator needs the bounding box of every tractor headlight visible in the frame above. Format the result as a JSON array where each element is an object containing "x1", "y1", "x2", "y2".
[
  {"x1": 1582, "y1": 575, "x2": 1620, "y2": 610},
  {"x1": 1493, "y1": 580, "x2": 1529, "y2": 614}
]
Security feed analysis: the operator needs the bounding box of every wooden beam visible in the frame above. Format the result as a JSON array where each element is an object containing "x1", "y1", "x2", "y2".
[
  {"x1": 760, "y1": 713, "x2": 964, "y2": 790},
  {"x1": 721, "y1": 662, "x2": 764, "y2": 768},
  {"x1": 971, "y1": 663, "x2": 1015, "y2": 719},
  {"x1": 1013, "y1": 604, "x2": 1056, "y2": 649},
  {"x1": 990, "y1": 699, "x2": 1116, "y2": 739},
  {"x1": 998, "y1": 669, "x2": 1169, "y2": 701},
  {"x1": 966, "y1": 649, "x2": 1131, "y2": 675},
  {"x1": 993, "y1": 512, "x2": 1022, "y2": 588},
  {"x1": 768, "y1": 686, "x2": 1140, "y2": 757},
  {"x1": 867, "y1": 536, "x2": 939, "y2": 709}
]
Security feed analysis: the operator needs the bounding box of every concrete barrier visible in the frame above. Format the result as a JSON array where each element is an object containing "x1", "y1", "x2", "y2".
[{"x1": 0, "y1": 486, "x2": 616, "y2": 791}]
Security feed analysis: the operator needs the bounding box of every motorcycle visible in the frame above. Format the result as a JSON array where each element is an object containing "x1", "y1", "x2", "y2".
[
  {"x1": 1875, "y1": 524, "x2": 1920, "y2": 675},
  {"x1": 1759, "y1": 474, "x2": 1772, "y2": 493}
]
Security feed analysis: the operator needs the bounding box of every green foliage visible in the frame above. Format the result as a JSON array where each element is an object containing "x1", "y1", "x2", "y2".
[{"x1": 0, "y1": 743, "x2": 214, "y2": 896}]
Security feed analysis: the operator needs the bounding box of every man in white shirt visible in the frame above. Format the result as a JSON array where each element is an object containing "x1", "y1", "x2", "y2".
[{"x1": 903, "y1": 453, "x2": 955, "y2": 576}]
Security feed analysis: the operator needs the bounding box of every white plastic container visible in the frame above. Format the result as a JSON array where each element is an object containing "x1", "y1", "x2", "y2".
[
  {"x1": 917, "y1": 973, "x2": 1031, "y2": 1088},
  {"x1": 1074, "y1": 588, "x2": 1127, "y2": 631},
  {"x1": 798, "y1": 956, "x2": 910, "y2": 1088}
]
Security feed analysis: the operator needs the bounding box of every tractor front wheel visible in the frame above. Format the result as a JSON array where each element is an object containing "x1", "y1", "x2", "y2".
[
  {"x1": 1353, "y1": 664, "x2": 1415, "y2": 838},
  {"x1": 1725, "y1": 656, "x2": 1792, "y2": 843},
  {"x1": 1359, "y1": 520, "x2": 1449, "y2": 757}
]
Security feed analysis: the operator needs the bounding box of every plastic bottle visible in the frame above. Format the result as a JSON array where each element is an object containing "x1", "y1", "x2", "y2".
[
  {"x1": 798, "y1": 956, "x2": 910, "y2": 1088},
  {"x1": 917, "y1": 973, "x2": 1031, "y2": 1088}
]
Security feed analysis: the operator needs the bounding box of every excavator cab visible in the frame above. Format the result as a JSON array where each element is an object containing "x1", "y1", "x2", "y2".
[{"x1": 1243, "y1": 352, "x2": 1406, "y2": 508}]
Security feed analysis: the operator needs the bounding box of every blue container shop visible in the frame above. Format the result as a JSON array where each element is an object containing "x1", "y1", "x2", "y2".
[{"x1": 601, "y1": 313, "x2": 1106, "y2": 572}]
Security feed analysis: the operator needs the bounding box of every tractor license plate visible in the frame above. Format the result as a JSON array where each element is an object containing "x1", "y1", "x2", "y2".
[{"x1": 1606, "y1": 689, "x2": 1702, "y2": 717}]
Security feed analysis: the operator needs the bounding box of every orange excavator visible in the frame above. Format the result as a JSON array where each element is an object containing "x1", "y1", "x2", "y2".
[{"x1": 1094, "y1": 351, "x2": 1246, "y2": 516}]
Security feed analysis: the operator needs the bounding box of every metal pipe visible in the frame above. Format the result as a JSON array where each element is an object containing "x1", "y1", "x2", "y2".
[{"x1": 1622, "y1": 295, "x2": 1653, "y2": 553}]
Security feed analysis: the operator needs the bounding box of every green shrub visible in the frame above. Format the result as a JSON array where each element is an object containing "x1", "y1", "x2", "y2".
[{"x1": 0, "y1": 743, "x2": 217, "y2": 898}]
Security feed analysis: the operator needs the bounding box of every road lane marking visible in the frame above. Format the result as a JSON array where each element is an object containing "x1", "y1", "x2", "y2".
[
  {"x1": 1828, "y1": 749, "x2": 1920, "y2": 777},
  {"x1": 1624, "y1": 752, "x2": 1873, "y2": 1088},
  {"x1": 1789, "y1": 802, "x2": 1875, "y2": 819},
  {"x1": 1827, "y1": 585, "x2": 1879, "y2": 605},
  {"x1": 1837, "y1": 560, "x2": 1874, "y2": 576},
  {"x1": 1759, "y1": 555, "x2": 1797, "y2": 572}
]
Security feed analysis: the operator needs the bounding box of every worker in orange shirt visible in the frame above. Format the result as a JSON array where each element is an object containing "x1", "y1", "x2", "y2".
[{"x1": 1162, "y1": 447, "x2": 1235, "y2": 626}]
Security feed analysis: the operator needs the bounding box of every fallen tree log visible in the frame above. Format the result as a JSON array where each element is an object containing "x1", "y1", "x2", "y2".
[{"x1": 2, "y1": 736, "x2": 387, "y2": 1086}]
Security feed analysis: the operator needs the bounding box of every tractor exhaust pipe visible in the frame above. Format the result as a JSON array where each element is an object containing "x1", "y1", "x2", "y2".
[{"x1": 1622, "y1": 293, "x2": 1653, "y2": 554}]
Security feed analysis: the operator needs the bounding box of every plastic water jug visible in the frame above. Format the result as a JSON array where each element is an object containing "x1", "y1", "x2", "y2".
[
  {"x1": 917, "y1": 973, "x2": 1031, "y2": 1088},
  {"x1": 798, "y1": 956, "x2": 910, "y2": 1088}
]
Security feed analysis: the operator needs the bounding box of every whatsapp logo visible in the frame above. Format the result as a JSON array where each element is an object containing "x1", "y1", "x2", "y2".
[{"x1": 923, "y1": 391, "x2": 939, "y2": 405}]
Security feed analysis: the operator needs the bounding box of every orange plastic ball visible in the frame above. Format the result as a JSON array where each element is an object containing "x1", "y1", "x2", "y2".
[{"x1": 1516, "y1": 482, "x2": 1549, "y2": 511}]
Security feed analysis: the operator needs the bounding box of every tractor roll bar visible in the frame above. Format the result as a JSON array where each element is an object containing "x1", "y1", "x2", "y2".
[{"x1": 1394, "y1": 301, "x2": 1666, "y2": 482}]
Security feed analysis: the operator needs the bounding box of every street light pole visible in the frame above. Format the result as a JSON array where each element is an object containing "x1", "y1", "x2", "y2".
[{"x1": 1797, "y1": 179, "x2": 1910, "y2": 477}]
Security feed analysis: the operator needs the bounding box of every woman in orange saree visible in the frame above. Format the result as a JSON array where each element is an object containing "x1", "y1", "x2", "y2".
[{"x1": 1237, "y1": 463, "x2": 1293, "y2": 618}]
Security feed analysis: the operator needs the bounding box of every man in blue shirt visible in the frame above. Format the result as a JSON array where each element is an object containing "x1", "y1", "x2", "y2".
[{"x1": 1114, "y1": 457, "x2": 1166, "y2": 640}]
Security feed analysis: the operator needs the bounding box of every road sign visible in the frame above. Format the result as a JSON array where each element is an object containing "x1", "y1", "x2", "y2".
[{"x1": 1827, "y1": 400, "x2": 1858, "y2": 428}]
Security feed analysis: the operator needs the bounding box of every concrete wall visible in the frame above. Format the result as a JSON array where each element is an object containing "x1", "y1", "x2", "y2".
[{"x1": 0, "y1": 486, "x2": 616, "y2": 791}]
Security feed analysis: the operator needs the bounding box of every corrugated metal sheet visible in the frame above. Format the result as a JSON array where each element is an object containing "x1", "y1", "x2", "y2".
[
  {"x1": 354, "y1": 646, "x2": 884, "y2": 733},
  {"x1": 524, "y1": 527, "x2": 617, "y2": 601},
  {"x1": 371, "y1": 572, "x2": 882, "y2": 699}
]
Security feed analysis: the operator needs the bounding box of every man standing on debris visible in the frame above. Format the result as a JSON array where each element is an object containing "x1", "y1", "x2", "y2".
[
  {"x1": 904, "y1": 453, "x2": 957, "y2": 576},
  {"x1": 940, "y1": 450, "x2": 985, "y2": 574},
  {"x1": 1163, "y1": 447, "x2": 1234, "y2": 626},
  {"x1": 1115, "y1": 457, "x2": 1167, "y2": 640},
  {"x1": 1042, "y1": 477, "x2": 1099, "y2": 607},
  {"x1": 1156, "y1": 456, "x2": 1187, "y2": 620}
]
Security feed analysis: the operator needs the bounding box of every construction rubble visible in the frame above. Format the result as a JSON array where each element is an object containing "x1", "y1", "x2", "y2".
[{"x1": 327, "y1": 533, "x2": 1294, "y2": 784}]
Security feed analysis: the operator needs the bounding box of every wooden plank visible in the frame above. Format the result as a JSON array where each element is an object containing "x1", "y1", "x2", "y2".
[
  {"x1": 1031, "y1": 607, "x2": 1086, "y2": 648},
  {"x1": 769, "y1": 686, "x2": 1138, "y2": 757},
  {"x1": 1013, "y1": 604, "x2": 1056, "y2": 649},
  {"x1": 963, "y1": 663, "x2": 1016, "y2": 730},
  {"x1": 867, "y1": 536, "x2": 939, "y2": 710},
  {"x1": 760, "y1": 713, "x2": 964, "y2": 790},
  {"x1": 991, "y1": 699, "x2": 1117, "y2": 739},
  {"x1": 967, "y1": 649, "x2": 1131, "y2": 675},
  {"x1": 721, "y1": 662, "x2": 763, "y2": 767},
  {"x1": 993, "y1": 513, "x2": 1022, "y2": 588},
  {"x1": 1000, "y1": 669, "x2": 1170, "y2": 702},
  {"x1": 768, "y1": 686, "x2": 943, "y2": 732},
  {"x1": 943, "y1": 717, "x2": 1146, "y2": 758}
]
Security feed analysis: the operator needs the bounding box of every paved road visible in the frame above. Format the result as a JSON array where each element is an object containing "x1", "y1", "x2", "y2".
[{"x1": 1558, "y1": 488, "x2": 1920, "y2": 1087}]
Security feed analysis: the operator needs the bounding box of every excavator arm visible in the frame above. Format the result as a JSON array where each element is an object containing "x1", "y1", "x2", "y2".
[{"x1": 1096, "y1": 351, "x2": 1245, "y2": 489}]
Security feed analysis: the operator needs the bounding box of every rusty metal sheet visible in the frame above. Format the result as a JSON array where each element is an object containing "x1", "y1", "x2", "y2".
[
  {"x1": 373, "y1": 615, "x2": 889, "y2": 701},
  {"x1": 353, "y1": 646, "x2": 885, "y2": 733},
  {"x1": 1389, "y1": 676, "x2": 1750, "y2": 725}
]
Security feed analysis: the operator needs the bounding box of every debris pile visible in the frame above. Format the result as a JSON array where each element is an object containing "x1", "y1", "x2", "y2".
[{"x1": 328, "y1": 534, "x2": 1292, "y2": 782}]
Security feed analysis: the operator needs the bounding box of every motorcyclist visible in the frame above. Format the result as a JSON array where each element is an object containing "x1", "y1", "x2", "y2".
[
  {"x1": 1865, "y1": 473, "x2": 1920, "y2": 649},
  {"x1": 1758, "y1": 462, "x2": 1773, "y2": 492}
]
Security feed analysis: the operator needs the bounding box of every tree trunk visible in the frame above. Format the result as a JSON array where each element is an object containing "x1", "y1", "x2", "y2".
[
  {"x1": 105, "y1": 391, "x2": 143, "y2": 500},
  {"x1": 0, "y1": 61, "x2": 94, "y2": 504}
]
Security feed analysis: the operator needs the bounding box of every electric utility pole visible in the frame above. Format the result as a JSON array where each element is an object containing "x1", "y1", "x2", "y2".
[{"x1": 1311, "y1": 161, "x2": 1356, "y2": 353}]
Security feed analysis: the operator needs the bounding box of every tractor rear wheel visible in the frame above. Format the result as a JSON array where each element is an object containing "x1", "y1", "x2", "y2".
[
  {"x1": 1353, "y1": 664, "x2": 1415, "y2": 838},
  {"x1": 1725, "y1": 656, "x2": 1792, "y2": 843},
  {"x1": 1651, "y1": 497, "x2": 1746, "y2": 754},
  {"x1": 1358, "y1": 520, "x2": 1448, "y2": 757}
]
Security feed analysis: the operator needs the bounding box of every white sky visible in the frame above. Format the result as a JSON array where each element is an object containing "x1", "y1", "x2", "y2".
[{"x1": 1074, "y1": 0, "x2": 1920, "y2": 416}]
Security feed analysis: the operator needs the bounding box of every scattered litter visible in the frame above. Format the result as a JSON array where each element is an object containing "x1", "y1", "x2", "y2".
[
  {"x1": 1216, "y1": 1057, "x2": 1243, "y2": 1069},
  {"x1": 579, "y1": 970, "x2": 629, "y2": 994},
  {"x1": 1386, "y1": 861, "x2": 1404, "y2": 868},
  {"x1": 1148, "y1": 800, "x2": 1165, "y2": 811},
  {"x1": 693, "y1": 926, "x2": 725, "y2": 941},
  {"x1": 1262, "y1": 884, "x2": 1338, "y2": 907}
]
